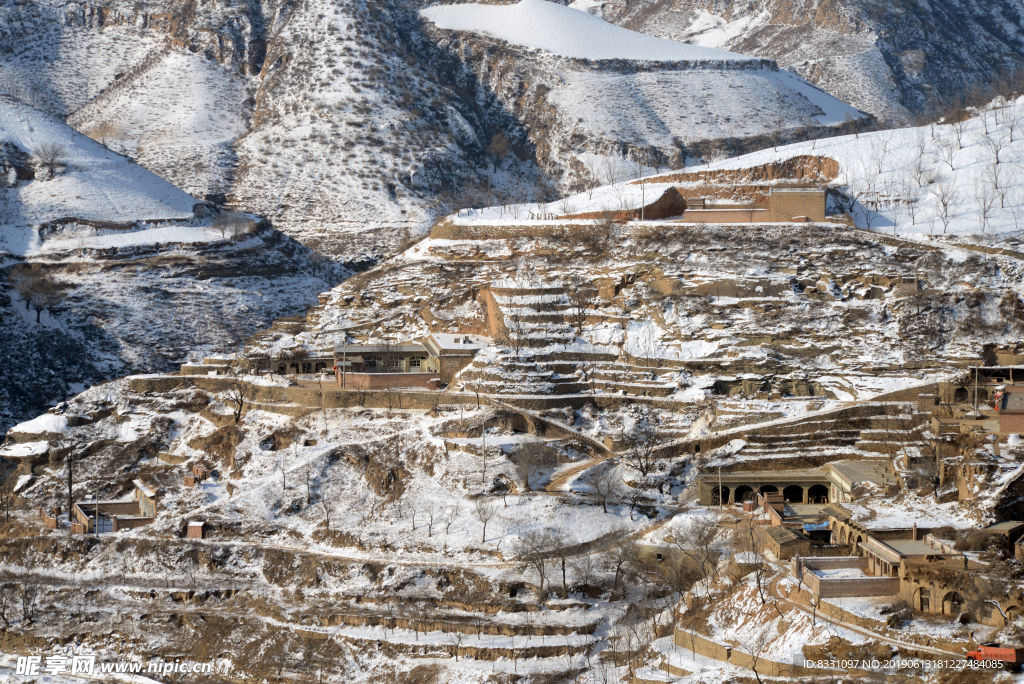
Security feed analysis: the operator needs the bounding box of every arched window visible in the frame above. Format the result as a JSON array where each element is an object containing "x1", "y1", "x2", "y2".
[
  {"x1": 315, "y1": 362, "x2": 327, "y2": 373},
  {"x1": 919, "y1": 588, "x2": 930, "y2": 611},
  {"x1": 711, "y1": 486, "x2": 730, "y2": 505},
  {"x1": 808, "y1": 484, "x2": 829, "y2": 503},
  {"x1": 277, "y1": 365, "x2": 286, "y2": 375},
  {"x1": 302, "y1": 362, "x2": 312, "y2": 374},
  {"x1": 409, "y1": 355, "x2": 427, "y2": 370},
  {"x1": 783, "y1": 485, "x2": 803, "y2": 503},
  {"x1": 943, "y1": 591, "x2": 964, "y2": 615}
]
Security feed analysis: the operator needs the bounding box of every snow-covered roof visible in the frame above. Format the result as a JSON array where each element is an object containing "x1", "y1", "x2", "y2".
[
  {"x1": 427, "y1": 333, "x2": 491, "y2": 350},
  {"x1": 133, "y1": 479, "x2": 156, "y2": 499},
  {"x1": 421, "y1": 0, "x2": 753, "y2": 63}
]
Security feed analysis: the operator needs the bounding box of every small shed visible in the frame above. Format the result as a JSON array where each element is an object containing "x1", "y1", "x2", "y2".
[
  {"x1": 187, "y1": 521, "x2": 207, "y2": 539},
  {"x1": 134, "y1": 479, "x2": 158, "y2": 518}
]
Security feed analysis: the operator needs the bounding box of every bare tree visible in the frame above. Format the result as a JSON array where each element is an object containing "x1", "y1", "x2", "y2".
[
  {"x1": 318, "y1": 478, "x2": 336, "y2": 531},
  {"x1": 983, "y1": 133, "x2": 1009, "y2": 165},
  {"x1": 938, "y1": 137, "x2": 959, "y2": 171},
  {"x1": 977, "y1": 187, "x2": 998, "y2": 235},
  {"x1": 671, "y1": 514, "x2": 720, "y2": 597},
  {"x1": 33, "y1": 142, "x2": 67, "y2": 178},
  {"x1": 0, "y1": 584, "x2": 13, "y2": 627},
  {"x1": 742, "y1": 624, "x2": 774, "y2": 684},
  {"x1": 514, "y1": 441, "x2": 547, "y2": 491},
  {"x1": 931, "y1": 182, "x2": 958, "y2": 233},
  {"x1": 426, "y1": 504, "x2": 437, "y2": 537},
  {"x1": 498, "y1": 306, "x2": 529, "y2": 360},
  {"x1": 225, "y1": 367, "x2": 256, "y2": 423},
  {"x1": 588, "y1": 465, "x2": 622, "y2": 513},
  {"x1": 565, "y1": 273, "x2": 596, "y2": 335},
  {"x1": 472, "y1": 499, "x2": 500, "y2": 543},
  {"x1": 0, "y1": 475, "x2": 15, "y2": 523},
  {"x1": 603, "y1": 533, "x2": 639, "y2": 590},
  {"x1": 514, "y1": 527, "x2": 558, "y2": 596},
  {"x1": 20, "y1": 584, "x2": 37, "y2": 625},
  {"x1": 950, "y1": 115, "x2": 968, "y2": 149},
  {"x1": 1007, "y1": 100, "x2": 1024, "y2": 142},
  {"x1": 442, "y1": 504, "x2": 460, "y2": 535},
  {"x1": 622, "y1": 425, "x2": 659, "y2": 477},
  {"x1": 734, "y1": 520, "x2": 769, "y2": 603}
]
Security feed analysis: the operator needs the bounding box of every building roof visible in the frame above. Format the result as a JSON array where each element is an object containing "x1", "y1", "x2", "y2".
[
  {"x1": 765, "y1": 527, "x2": 803, "y2": 545},
  {"x1": 985, "y1": 520, "x2": 1024, "y2": 534},
  {"x1": 333, "y1": 342, "x2": 428, "y2": 354},
  {"x1": 133, "y1": 479, "x2": 156, "y2": 499},
  {"x1": 423, "y1": 333, "x2": 491, "y2": 357},
  {"x1": 860, "y1": 535, "x2": 961, "y2": 564},
  {"x1": 827, "y1": 460, "x2": 897, "y2": 490},
  {"x1": 696, "y1": 469, "x2": 829, "y2": 483},
  {"x1": 188, "y1": 521, "x2": 205, "y2": 528},
  {"x1": 1001, "y1": 392, "x2": 1024, "y2": 413}
]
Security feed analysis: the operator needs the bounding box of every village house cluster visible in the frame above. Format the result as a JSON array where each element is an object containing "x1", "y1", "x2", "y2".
[{"x1": 693, "y1": 369, "x2": 1024, "y2": 628}]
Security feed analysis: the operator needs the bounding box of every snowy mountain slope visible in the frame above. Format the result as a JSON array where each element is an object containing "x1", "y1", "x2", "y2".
[
  {"x1": 421, "y1": 0, "x2": 752, "y2": 62},
  {"x1": 583, "y1": 0, "x2": 1024, "y2": 121},
  {"x1": 0, "y1": 100, "x2": 345, "y2": 433},
  {"x1": 0, "y1": 95, "x2": 200, "y2": 228},
  {"x1": 0, "y1": 223, "x2": 342, "y2": 434},
  {"x1": 1, "y1": 0, "x2": 869, "y2": 264},
  {"x1": 421, "y1": 0, "x2": 867, "y2": 196},
  {"x1": 66, "y1": 49, "x2": 251, "y2": 201},
  {"x1": 466, "y1": 94, "x2": 1024, "y2": 245}
]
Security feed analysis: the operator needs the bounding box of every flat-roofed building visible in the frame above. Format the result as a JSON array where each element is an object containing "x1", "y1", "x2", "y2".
[{"x1": 825, "y1": 460, "x2": 897, "y2": 503}]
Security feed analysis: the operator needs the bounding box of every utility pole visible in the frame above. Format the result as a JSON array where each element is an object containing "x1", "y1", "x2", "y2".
[{"x1": 342, "y1": 339, "x2": 347, "y2": 389}]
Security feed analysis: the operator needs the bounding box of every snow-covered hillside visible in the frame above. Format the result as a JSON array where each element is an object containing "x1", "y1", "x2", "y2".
[
  {"x1": 1, "y1": 0, "x2": 872, "y2": 263},
  {"x1": 0, "y1": 96, "x2": 199, "y2": 230},
  {"x1": 464, "y1": 95, "x2": 1024, "y2": 243},
  {"x1": 422, "y1": 0, "x2": 751, "y2": 62},
  {"x1": 580, "y1": 0, "x2": 1024, "y2": 122}
]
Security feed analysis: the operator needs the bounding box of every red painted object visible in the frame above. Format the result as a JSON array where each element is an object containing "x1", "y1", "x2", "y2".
[{"x1": 966, "y1": 643, "x2": 1024, "y2": 668}]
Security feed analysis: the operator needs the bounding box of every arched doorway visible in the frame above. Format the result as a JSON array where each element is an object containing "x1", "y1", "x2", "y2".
[
  {"x1": 943, "y1": 592, "x2": 964, "y2": 615},
  {"x1": 711, "y1": 486, "x2": 730, "y2": 505},
  {"x1": 854, "y1": 535, "x2": 863, "y2": 552},
  {"x1": 783, "y1": 485, "x2": 804, "y2": 503},
  {"x1": 977, "y1": 389, "x2": 989, "y2": 402},
  {"x1": 1006, "y1": 606, "x2": 1020, "y2": 625},
  {"x1": 760, "y1": 485, "x2": 779, "y2": 494},
  {"x1": 840, "y1": 528, "x2": 848, "y2": 544},
  {"x1": 918, "y1": 588, "x2": 931, "y2": 612},
  {"x1": 734, "y1": 485, "x2": 754, "y2": 503},
  {"x1": 954, "y1": 387, "x2": 969, "y2": 403},
  {"x1": 808, "y1": 484, "x2": 829, "y2": 503}
]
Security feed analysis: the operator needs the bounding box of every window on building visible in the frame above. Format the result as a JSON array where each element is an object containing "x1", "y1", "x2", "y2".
[
  {"x1": 920, "y1": 589, "x2": 930, "y2": 612},
  {"x1": 981, "y1": 604, "x2": 994, "y2": 621},
  {"x1": 409, "y1": 355, "x2": 426, "y2": 369}
]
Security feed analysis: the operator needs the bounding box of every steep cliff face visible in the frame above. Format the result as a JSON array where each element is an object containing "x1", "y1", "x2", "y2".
[{"x1": 590, "y1": 0, "x2": 1024, "y2": 119}]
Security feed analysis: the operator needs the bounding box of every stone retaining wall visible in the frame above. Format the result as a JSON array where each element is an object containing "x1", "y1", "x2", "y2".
[{"x1": 672, "y1": 627, "x2": 849, "y2": 677}]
